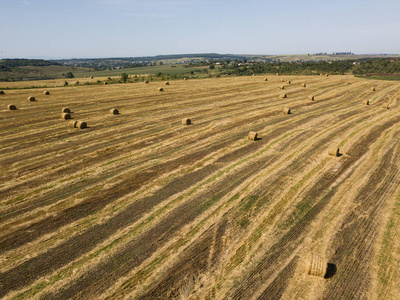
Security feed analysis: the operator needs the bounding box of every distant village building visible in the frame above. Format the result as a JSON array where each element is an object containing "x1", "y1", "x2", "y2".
[{"x1": 333, "y1": 52, "x2": 354, "y2": 55}]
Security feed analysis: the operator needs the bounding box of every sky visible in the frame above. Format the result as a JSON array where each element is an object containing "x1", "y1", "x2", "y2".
[{"x1": 0, "y1": 0, "x2": 399, "y2": 59}]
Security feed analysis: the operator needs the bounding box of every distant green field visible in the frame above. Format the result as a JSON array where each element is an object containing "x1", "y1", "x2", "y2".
[
  {"x1": 73, "y1": 65, "x2": 209, "y2": 78},
  {"x1": 362, "y1": 75, "x2": 400, "y2": 81}
]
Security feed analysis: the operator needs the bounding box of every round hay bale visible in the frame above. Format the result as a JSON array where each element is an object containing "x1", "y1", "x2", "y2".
[
  {"x1": 305, "y1": 254, "x2": 326, "y2": 277},
  {"x1": 184, "y1": 77, "x2": 188, "y2": 80},
  {"x1": 248, "y1": 131, "x2": 258, "y2": 141},
  {"x1": 90, "y1": 76, "x2": 94, "y2": 79},
  {"x1": 287, "y1": 80, "x2": 291, "y2": 84},
  {"x1": 182, "y1": 118, "x2": 191, "y2": 125},
  {"x1": 69, "y1": 120, "x2": 78, "y2": 128},
  {"x1": 328, "y1": 147, "x2": 340, "y2": 156},
  {"x1": 62, "y1": 107, "x2": 71, "y2": 113},
  {"x1": 28, "y1": 96, "x2": 35, "y2": 101},
  {"x1": 280, "y1": 93, "x2": 287, "y2": 98},
  {"x1": 276, "y1": 73, "x2": 280, "y2": 76},
  {"x1": 144, "y1": 80, "x2": 149, "y2": 84},
  {"x1": 252, "y1": 74, "x2": 256, "y2": 76},
  {"x1": 103, "y1": 81, "x2": 108, "y2": 85},
  {"x1": 43, "y1": 90, "x2": 50, "y2": 95},
  {"x1": 0, "y1": 90, "x2": 5, "y2": 94},
  {"x1": 347, "y1": 82, "x2": 351, "y2": 84},
  {"x1": 110, "y1": 108, "x2": 119, "y2": 115},
  {"x1": 320, "y1": 73, "x2": 323, "y2": 76},
  {"x1": 8, "y1": 104, "x2": 17, "y2": 110},
  {"x1": 283, "y1": 107, "x2": 291, "y2": 114},
  {"x1": 370, "y1": 87, "x2": 376, "y2": 91},
  {"x1": 61, "y1": 113, "x2": 71, "y2": 120},
  {"x1": 264, "y1": 78, "x2": 268, "y2": 81},
  {"x1": 76, "y1": 121, "x2": 87, "y2": 129},
  {"x1": 158, "y1": 87, "x2": 164, "y2": 91},
  {"x1": 325, "y1": 74, "x2": 329, "y2": 77},
  {"x1": 302, "y1": 83, "x2": 306, "y2": 87},
  {"x1": 363, "y1": 100, "x2": 370, "y2": 105},
  {"x1": 308, "y1": 96, "x2": 315, "y2": 101},
  {"x1": 165, "y1": 81, "x2": 170, "y2": 85},
  {"x1": 382, "y1": 103, "x2": 389, "y2": 109},
  {"x1": 280, "y1": 85, "x2": 285, "y2": 90},
  {"x1": 280, "y1": 79, "x2": 285, "y2": 82}
]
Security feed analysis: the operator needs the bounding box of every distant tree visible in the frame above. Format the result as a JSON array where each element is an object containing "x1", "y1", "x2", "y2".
[
  {"x1": 64, "y1": 72, "x2": 74, "y2": 78},
  {"x1": 121, "y1": 73, "x2": 128, "y2": 82}
]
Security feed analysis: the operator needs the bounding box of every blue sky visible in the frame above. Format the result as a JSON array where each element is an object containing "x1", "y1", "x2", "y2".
[{"x1": 0, "y1": 0, "x2": 399, "y2": 59}]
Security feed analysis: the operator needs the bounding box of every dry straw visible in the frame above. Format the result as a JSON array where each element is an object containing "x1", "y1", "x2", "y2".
[
  {"x1": 363, "y1": 100, "x2": 370, "y2": 105},
  {"x1": 370, "y1": 87, "x2": 376, "y2": 91},
  {"x1": 308, "y1": 96, "x2": 315, "y2": 101},
  {"x1": 62, "y1": 107, "x2": 71, "y2": 113},
  {"x1": 28, "y1": 96, "x2": 35, "y2": 101},
  {"x1": 305, "y1": 254, "x2": 326, "y2": 277},
  {"x1": 61, "y1": 113, "x2": 71, "y2": 120},
  {"x1": 280, "y1": 93, "x2": 287, "y2": 98},
  {"x1": 76, "y1": 121, "x2": 87, "y2": 129},
  {"x1": 182, "y1": 118, "x2": 191, "y2": 125},
  {"x1": 110, "y1": 108, "x2": 119, "y2": 115},
  {"x1": 283, "y1": 107, "x2": 291, "y2": 114},
  {"x1": 8, "y1": 104, "x2": 17, "y2": 110},
  {"x1": 248, "y1": 131, "x2": 258, "y2": 141},
  {"x1": 328, "y1": 147, "x2": 340, "y2": 156},
  {"x1": 43, "y1": 91, "x2": 50, "y2": 95}
]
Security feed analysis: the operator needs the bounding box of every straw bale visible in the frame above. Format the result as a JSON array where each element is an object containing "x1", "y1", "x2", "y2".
[
  {"x1": 305, "y1": 254, "x2": 326, "y2": 277},
  {"x1": 61, "y1": 113, "x2": 71, "y2": 120},
  {"x1": 248, "y1": 131, "x2": 258, "y2": 141},
  {"x1": 328, "y1": 147, "x2": 340, "y2": 156},
  {"x1": 76, "y1": 121, "x2": 87, "y2": 129}
]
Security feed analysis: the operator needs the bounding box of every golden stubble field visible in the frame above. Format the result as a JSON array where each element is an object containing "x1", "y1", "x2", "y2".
[{"x1": 1, "y1": 75, "x2": 400, "y2": 299}]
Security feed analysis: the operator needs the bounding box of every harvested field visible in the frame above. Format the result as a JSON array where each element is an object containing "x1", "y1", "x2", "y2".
[{"x1": 1, "y1": 75, "x2": 400, "y2": 299}]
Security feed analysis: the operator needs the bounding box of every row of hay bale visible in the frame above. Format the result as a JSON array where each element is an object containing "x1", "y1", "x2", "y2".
[
  {"x1": 69, "y1": 120, "x2": 87, "y2": 129},
  {"x1": 6, "y1": 92, "x2": 50, "y2": 110},
  {"x1": 249, "y1": 130, "x2": 341, "y2": 157},
  {"x1": 62, "y1": 107, "x2": 120, "y2": 129}
]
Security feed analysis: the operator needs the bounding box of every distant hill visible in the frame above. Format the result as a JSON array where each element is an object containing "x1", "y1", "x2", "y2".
[
  {"x1": 1, "y1": 54, "x2": 399, "y2": 82},
  {"x1": 0, "y1": 59, "x2": 87, "y2": 81}
]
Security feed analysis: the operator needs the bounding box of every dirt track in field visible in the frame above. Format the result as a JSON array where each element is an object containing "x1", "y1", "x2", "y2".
[{"x1": 1, "y1": 75, "x2": 400, "y2": 299}]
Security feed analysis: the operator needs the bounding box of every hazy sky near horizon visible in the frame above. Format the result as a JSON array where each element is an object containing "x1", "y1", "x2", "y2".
[{"x1": 1, "y1": 0, "x2": 399, "y2": 59}]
